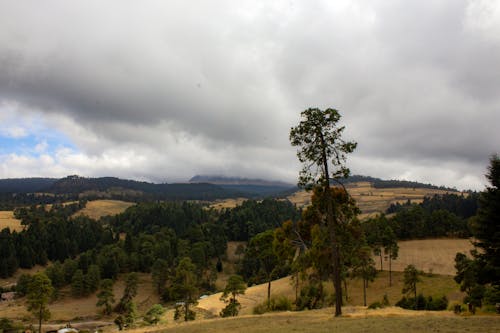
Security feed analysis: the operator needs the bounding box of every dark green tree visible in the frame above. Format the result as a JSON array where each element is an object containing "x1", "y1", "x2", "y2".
[
  {"x1": 402, "y1": 264, "x2": 421, "y2": 309},
  {"x1": 96, "y1": 279, "x2": 115, "y2": 315},
  {"x1": 115, "y1": 273, "x2": 138, "y2": 313},
  {"x1": 242, "y1": 230, "x2": 279, "y2": 307},
  {"x1": 290, "y1": 107, "x2": 357, "y2": 316},
  {"x1": 470, "y1": 155, "x2": 500, "y2": 286},
  {"x1": 170, "y1": 257, "x2": 198, "y2": 321},
  {"x1": 26, "y1": 272, "x2": 54, "y2": 333},
  {"x1": 352, "y1": 246, "x2": 377, "y2": 306},
  {"x1": 71, "y1": 269, "x2": 86, "y2": 297},
  {"x1": 151, "y1": 259, "x2": 169, "y2": 295},
  {"x1": 219, "y1": 275, "x2": 247, "y2": 317},
  {"x1": 85, "y1": 264, "x2": 101, "y2": 293}
]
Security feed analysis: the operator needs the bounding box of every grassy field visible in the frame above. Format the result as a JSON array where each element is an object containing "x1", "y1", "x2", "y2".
[
  {"x1": 0, "y1": 210, "x2": 23, "y2": 232},
  {"x1": 389, "y1": 238, "x2": 473, "y2": 275},
  {"x1": 74, "y1": 200, "x2": 135, "y2": 220},
  {"x1": 142, "y1": 309, "x2": 500, "y2": 333},
  {"x1": 287, "y1": 181, "x2": 460, "y2": 217}
]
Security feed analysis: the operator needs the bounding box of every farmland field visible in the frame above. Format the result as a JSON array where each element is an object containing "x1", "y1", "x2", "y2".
[
  {"x1": 74, "y1": 199, "x2": 135, "y2": 219},
  {"x1": 0, "y1": 210, "x2": 22, "y2": 232},
  {"x1": 287, "y1": 181, "x2": 461, "y2": 217}
]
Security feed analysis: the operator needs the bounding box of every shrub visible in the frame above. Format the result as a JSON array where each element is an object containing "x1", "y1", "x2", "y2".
[
  {"x1": 295, "y1": 283, "x2": 326, "y2": 310},
  {"x1": 368, "y1": 301, "x2": 383, "y2": 309},
  {"x1": 396, "y1": 294, "x2": 448, "y2": 311},
  {"x1": 252, "y1": 296, "x2": 292, "y2": 314}
]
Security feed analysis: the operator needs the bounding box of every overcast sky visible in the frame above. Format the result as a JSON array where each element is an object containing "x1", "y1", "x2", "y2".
[{"x1": 0, "y1": 0, "x2": 499, "y2": 190}]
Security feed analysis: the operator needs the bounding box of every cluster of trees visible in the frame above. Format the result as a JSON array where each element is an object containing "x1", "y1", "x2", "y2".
[
  {"x1": 0, "y1": 201, "x2": 106, "y2": 278},
  {"x1": 454, "y1": 156, "x2": 500, "y2": 310},
  {"x1": 378, "y1": 195, "x2": 477, "y2": 240}
]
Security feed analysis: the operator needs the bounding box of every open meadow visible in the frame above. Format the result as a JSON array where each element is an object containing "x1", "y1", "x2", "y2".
[
  {"x1": 0, "y1": 210, "x2": 22, "y2": 232},
  {"x1": 287, "y1": 181, "x2": 461, "y2": 217},
  {"x1": 73, "y1": 200, "x2": 135, "y2": 220}
]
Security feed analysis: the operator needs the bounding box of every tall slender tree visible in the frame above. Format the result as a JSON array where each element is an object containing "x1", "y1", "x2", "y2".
[
  {"x1": 26, "y1": 273, "x2": 54, "y2": 333},
  {"x1": 290, "y1": 107, "x2": 357, "y2": 316}
]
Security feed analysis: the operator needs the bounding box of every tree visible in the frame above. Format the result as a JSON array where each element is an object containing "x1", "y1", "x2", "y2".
[
  {"x1": 290, "y1": 107, "x2": 357, "y2": 316},
  {"x1": 96, "y1": 279, "x2": 115, "y2": 315},
  {"x1": 26, "y1": 272, "x2": 54, "y2": 333},
  {"x1": 402, "y1": 264, "x2": 421, "y2": 309},
  {"x1": 220, "y1": 275, "x2": 247, "y2": 317},
  {"x1": 470, "y1": 155, "x2": 500, "y2": 286},
  {"x1": 71, "y1": 269, "x2": 86, "y2": 297},
  {"x1": 352, "y1": 246, "x2": 377, "y2": 306},
  {"x1": 242, "y1": 230, "x2": 279, "y2": 307},
  {"x1": 151, "y1": 259, "x2": 169, "y2": 295},
  {"x1": 144, "y1": 304, "x2": 165, "y2": 325},
  {"x1": 115, "y1": 273, "x2": 138, "y2": 313},
  {"x1": 170, "y1": 257, "x2": 198, "y2": 321}
]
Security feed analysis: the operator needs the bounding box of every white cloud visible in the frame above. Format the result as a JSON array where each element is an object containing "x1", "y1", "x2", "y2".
[{"x1": 0, "y1": 1, "x2": 498, "y2": 190}]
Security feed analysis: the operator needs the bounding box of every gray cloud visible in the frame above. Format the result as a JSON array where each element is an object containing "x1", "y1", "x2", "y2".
[{"x1": 0, "y1": 0, "x2": 499, "y2": 190}]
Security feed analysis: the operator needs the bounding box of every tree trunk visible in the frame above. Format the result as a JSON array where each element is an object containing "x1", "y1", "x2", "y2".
[
  {"x1": 267, "y1": 279, "x2": 271, "y2": 309},
  {"x1": 380, "y1": 253, "x2": 383, "y2": 271},
  {"x1": 343, "y1": 278, "x2": 348, "y2": 302},
  {"x1": 185, "y1": 300, "x2": 189, "y2": 322},
  {"x1": 328, "y1": 216, "x2": 342, "y2": 317},
  {"x1": 363, "y1": 279, "x2": 367, "y2": 307},
  {"x1": 389, "y1": 256, "x2": 392, "y2": 286},
  {"x1": 38, "y1": 306, "x2": 42, "y2": 333},
  {"x1": 319, "y1": 129, "x2": 342, "y2": 317}
]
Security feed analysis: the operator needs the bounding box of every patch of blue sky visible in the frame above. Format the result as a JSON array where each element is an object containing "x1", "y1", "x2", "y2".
[{"x1": 0, "y1": 130, "x2": 77, "y2": 157}]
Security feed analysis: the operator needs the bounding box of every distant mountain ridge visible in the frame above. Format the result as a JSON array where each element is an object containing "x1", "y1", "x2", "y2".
[
  {"x1": 189, "y1": 175, "x2": 294, "y2": 187},
  {"x1": 0, "y1": 174, "x2": 459, "y2": 201}
]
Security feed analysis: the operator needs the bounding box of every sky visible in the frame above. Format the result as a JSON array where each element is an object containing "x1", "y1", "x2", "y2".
[{"x1": 0, "y1": 0, "x2": 499, "y2": 191}]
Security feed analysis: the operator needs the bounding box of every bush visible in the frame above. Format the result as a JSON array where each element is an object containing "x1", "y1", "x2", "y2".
[
  {"x1": 396, "y1": 294, "x2": 448, "y2": 311},
  {"x1": 368, "y1": 294, "x2": 390, "y2": 309},
  {"x1": 368, "y1": 301, "x2": 383, "y2": 309},
  {"x1": 484, "y1": 286, "x2": 500, "y2": 305},
  {"x1": 295, "y1": 283, "x2": 326, "y2": 310},
  {"x1": 252, "y1": 296, "x2": 292, "y2": 315}
]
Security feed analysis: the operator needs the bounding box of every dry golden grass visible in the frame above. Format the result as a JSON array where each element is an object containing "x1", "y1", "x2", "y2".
[
  {"x1": 146, "y1": 309, "x2": 500, "y2": 333},
  {"x1": 0, "y1": 273, "x2": 159, "y2": 322},
  {"x1": 387, "y1": 238, "x2": 474, "y2": 276},
  {"x1": 0, "y1": 210, "x2": 23, "y2": 232},
  {"x1": 209, "y1": 198, "x2": 247, "y2": 210},
  {"x1": 287, "y1": 182, "x2": 461, "y2": 216},
  {"x1": 74, "y1": 200, "x2": 135, "y2": 220}
]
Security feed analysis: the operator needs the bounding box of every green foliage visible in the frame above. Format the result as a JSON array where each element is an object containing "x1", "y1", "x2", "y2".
[
  {"x1": 402, "y1": 265, "x2": 421, "y2": 304},
  {"x1": 253, "y1": 296, "x2": 292, "y2": 314},
  {"x1": 470, "y1": 155, "x2": 500, "y2": 286},
  {"x1": 396, "y1": 294, "x2": 448, "y2": 311},
  {"x1": 115, "y1": 273, "x2": 138, "y2": 313},
  {"x1": 220, "y1": 300, "x2": 241, "y2": 317},
  {"x1": 169, "y1": 258, "x2": 199, "y2": 322},
  {"x1": 15, "y1": 273, "x2": 33, "y2": 296},
  {"x1": 26, "y1": 272, "x2": 54, "y2": 333},
  {"x1": 96, "y1": 279, "x2": 115, "y2": 315},
  {"x1": 220, "y1": 275, "x2": 246, "y2": 304},
  {"x1": 71, "y1": 269, "x2": 87, "y2": 297},
  {"x1": 144, "y1": 304, "x2": 166, "y2": 325},
  {"x1": 368, "y1": 301, "x2": 383, "y2": 309},
  {"x1": 0, "y1": 317, "x2": 23, "y2": 333},
  {"x1": 151, "y1": 259, "x2": 169, "y2": 295},
  {"x1": 295, "y1": 281, "x2": 326, "y2": 310}
]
